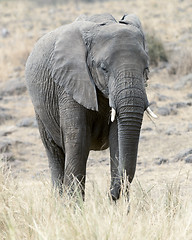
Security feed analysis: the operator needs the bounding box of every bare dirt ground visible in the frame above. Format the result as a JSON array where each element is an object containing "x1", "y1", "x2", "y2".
[{"x1": 0, "y1": 0, "x2": 192, "y2": 197}]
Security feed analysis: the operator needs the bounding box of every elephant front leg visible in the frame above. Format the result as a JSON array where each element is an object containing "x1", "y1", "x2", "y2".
[
  {"x1": 109, "y1": 120, "x2": 121, "y2": 201},
  {"x1": 63, "y1": 128, "x2": 91, "y2": 200},
  {"x1": 59, "y1": 95, "x2": 91, "y2": 200}
]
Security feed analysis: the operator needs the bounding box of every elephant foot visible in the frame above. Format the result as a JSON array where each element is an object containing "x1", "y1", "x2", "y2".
[
  {"x1": 110, "y1": 182, "x2": 121, "y2": 201},
  {"x1": 64, "y1": 175, "x2": 86, "y2": 202},
  {"x1": 110, "y1": 180, "x2": 130, "y2": 202}
]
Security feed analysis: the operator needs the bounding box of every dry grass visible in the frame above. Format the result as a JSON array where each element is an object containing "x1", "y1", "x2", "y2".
[
  {"x1": 0, "y1": 38, "x2": 32, "y2": 81},
  {"x1": 0, "y1": 163, "x2": 192, "y2": 240},
  {"x1": 169, "y1": 48, "x2": 192, "y2": 76}
]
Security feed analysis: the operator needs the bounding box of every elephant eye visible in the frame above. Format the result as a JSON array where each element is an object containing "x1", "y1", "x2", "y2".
[
  {"x1": 143, "y1": 67, "x2": 149, "y2": 87},
  {"x1": 100, "y1": 62, "x2": 108, "y2": 73},
  {"x1": 143, "y1": 67, "x2": 149, "y2": 80}
]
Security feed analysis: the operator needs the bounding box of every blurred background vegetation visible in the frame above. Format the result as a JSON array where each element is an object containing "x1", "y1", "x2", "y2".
[
  {"x1": 0, "y1": 0, "x2": 113, "y2": 4},
  {"x1": 146, "y1": 31, "x2": 168, "y2": 66},
  {"x1": 0, "y1": 0, "x2": 169, "y2": 78}
]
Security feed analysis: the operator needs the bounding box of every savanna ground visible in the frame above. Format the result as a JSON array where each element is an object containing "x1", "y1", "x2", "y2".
[{"x1": 0, "y1": 0, "x2": 192, "y2": 239}]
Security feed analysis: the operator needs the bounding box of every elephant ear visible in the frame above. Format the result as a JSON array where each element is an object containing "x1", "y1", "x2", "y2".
[
  {"x1": 52, "y1": 22, "x2": 98, "y2": 111},
  {"x1": 119, "y1": 14, "x2": 143, "y2": 30},
  {"x1": 119, "y1": 14, "x2": 146, "y2": 49},
  {"x1": 120, "y1": 14, "x2": 149, "y2": 77}
]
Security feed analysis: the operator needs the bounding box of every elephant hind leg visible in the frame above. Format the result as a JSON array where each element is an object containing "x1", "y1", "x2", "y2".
[{"x1": 36, "y1": 114, "x2": 65, "y2": 195}]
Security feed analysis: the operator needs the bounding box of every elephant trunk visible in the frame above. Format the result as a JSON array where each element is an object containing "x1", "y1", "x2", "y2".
[
  {"x1": 117, "y1": 101, "x2": 143, "y2": 182},
  {"x1": 110, "y1": 72, "x2": 148, "y2": 199}
]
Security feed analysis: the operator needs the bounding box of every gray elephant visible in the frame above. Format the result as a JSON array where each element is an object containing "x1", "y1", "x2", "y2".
[{"x1": 25, "y1": 13, "x2": 156, "y2": 200}]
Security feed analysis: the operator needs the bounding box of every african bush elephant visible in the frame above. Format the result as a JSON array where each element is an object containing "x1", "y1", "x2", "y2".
[{"x1": 25, "y1": 13, "x2": 156, "y2": 200}]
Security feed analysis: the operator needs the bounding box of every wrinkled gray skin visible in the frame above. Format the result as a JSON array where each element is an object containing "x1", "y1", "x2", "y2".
[{"x1": 26, "y1": 13, "x2": 149, "y2": 200}]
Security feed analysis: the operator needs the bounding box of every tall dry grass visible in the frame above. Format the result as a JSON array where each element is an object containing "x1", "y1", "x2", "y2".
[
  {"x1": 0, "y1": 162, "x2": 191, "y2": 240},
  {"x1": 169, "y1": 48, "x2": 192, "y2": 76},
  {"x1": 0, "y1": 38, "x2": 32, "y2": 81}
]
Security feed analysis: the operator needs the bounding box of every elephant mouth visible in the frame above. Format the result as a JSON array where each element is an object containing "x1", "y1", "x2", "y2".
[{"x1": 110, "y1": 106, "x2": 157, "y2": 122}]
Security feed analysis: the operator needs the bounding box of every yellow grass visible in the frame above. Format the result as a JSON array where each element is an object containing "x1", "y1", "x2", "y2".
[{"x1": 0, "y1": 163, "x2": 192, "y2": 240}]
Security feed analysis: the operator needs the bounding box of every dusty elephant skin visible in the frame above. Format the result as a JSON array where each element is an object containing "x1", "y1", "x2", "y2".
[{"x1": 25, "y1": 13, "x2": 152, "y2": 201}]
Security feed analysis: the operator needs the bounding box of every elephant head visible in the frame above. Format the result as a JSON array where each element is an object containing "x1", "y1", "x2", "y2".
[{"x1": 51, "y1": 13, "x2": 156, "y2": 199}]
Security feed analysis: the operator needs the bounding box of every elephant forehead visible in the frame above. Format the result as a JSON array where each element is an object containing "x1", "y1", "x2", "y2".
[
  {"x1": 92, "y1": 29, "x2": 145, "y2": 59},
  {"x1": 91, "y1": 27, "x2": 145, "y2": 57},
  {"x1": 95, "y1": 24, "x2": 143, "y2": 43}
]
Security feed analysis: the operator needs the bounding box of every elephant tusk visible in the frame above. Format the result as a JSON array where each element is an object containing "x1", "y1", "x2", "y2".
[
  {"x1": 146, "y1": 107, "x2": 158, "y2": 119},
  {"x1": 111, "y1": 108, "x2": 116, "y2": 122}
]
